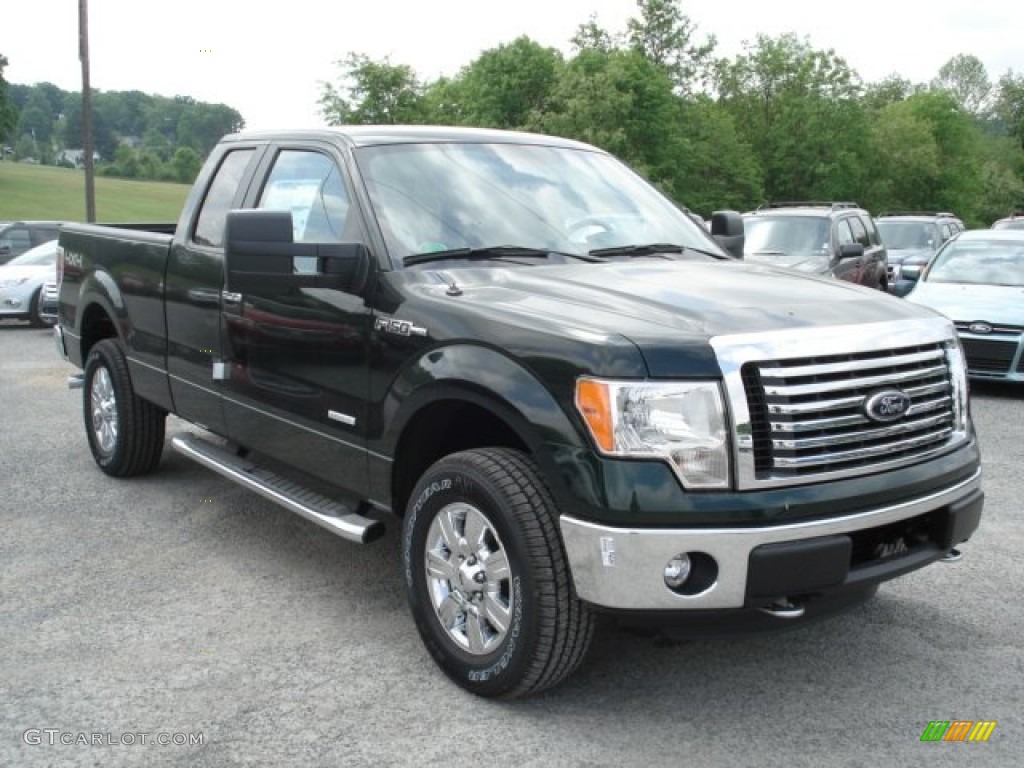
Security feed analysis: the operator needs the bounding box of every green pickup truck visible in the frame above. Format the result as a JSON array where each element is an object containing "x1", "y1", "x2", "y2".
[{"x1": 55, "y1": 126, "x2": 983, "y2": 698}]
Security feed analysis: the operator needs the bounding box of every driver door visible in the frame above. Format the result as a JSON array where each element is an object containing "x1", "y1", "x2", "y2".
[{"x1": 221, "y1": 144, "x2": 374, "y2": 494}]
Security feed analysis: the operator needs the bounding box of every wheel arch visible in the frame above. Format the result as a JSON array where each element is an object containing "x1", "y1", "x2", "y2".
[{"x1": 382, "y1": 345, "x2": 588, "y2": 518}]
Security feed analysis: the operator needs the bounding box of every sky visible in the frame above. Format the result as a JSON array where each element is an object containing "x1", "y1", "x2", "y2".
[{"x1": 3, "y1": 0, "x2": 1022, "y2": 131}]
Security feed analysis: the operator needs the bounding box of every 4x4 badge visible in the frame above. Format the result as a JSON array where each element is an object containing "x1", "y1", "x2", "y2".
[{"x1": 863, "y1": 389, "x2": 912, "y2": 423}]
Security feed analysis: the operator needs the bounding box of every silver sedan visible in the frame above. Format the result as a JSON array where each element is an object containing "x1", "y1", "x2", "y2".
[
  {"x1": 906, "y1": 229, "x2": 1024, "y2": 383},
  {"x1": 0, "y1": 239, "x2": 58, "y2": 327}
]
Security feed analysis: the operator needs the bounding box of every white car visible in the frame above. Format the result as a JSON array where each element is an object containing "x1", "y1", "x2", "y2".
[
  {"x1": 0, "y1": 239, "x2": 59, "y2": 327},
  {"x1": 905, "y1": 229, "x2": 1024, "y2": 382}
]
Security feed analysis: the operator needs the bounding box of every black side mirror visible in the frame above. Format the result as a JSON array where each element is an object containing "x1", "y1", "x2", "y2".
[
  {"x1": 838, "y1": 243, "x2": 864, "y2": 260},
  {"x1": 710, "y1": 210, "x2": 745, "y2": 259},
  {"x1": 224, "y1": 209, "x2": 369, "y2": 295}
]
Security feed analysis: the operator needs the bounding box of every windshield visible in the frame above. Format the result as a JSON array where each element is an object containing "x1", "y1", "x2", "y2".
[
  {"x1": 742, "y1": 216, "x2": 829, "y2": 258},
  {"x1": 926, "y1": 239, "x2": 1024, "y2": 286},
  {"x1": 7, "y1": 241, "x2": 57, "y2": 267},
  {"x1": 876, "y1": 221, "x2": 937, "y2": 250},
  {"x1": 352, "y1": 141, "x2": 720, "y2": 263}
]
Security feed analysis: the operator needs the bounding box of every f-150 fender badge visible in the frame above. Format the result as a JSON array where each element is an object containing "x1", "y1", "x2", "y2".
[{"x1": 374, "y1": 316, "x2": 428, "y2": 337}]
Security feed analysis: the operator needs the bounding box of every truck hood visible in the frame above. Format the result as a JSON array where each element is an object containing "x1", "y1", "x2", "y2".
[
  {"x1": 421, "y1": 259, "x2": 929, "y2": 345},
  {"x1": 906, "y1": 282, "x2": 1024, "y2": 326}
]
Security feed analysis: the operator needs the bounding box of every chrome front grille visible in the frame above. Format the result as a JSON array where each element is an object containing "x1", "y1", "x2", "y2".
[
  {"x1": 742, "y1": 344, "x2": 955, "y2": 477},
  {"x1": 711, "y1": 318, "x2": 969, "y2": 490}
]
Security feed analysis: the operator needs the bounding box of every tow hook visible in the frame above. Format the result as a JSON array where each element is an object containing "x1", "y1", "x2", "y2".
[
  {"x1": 940, "y1": 547, "x2": 963, "y2": 563},
  {"x1": 757, "y1": 598, "x2": 806, "y2": 619}
]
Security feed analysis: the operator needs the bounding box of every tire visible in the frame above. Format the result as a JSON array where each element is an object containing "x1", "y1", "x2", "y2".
[
  {"x1": 27, "y1": 288, "x2": 50, "y2": 328},
  {"x1": 83, "y1": 339, "x2": 166, "y2": 477},
  {"x1": 402, "y1": 448, "x2": 594, "y2": 699}
]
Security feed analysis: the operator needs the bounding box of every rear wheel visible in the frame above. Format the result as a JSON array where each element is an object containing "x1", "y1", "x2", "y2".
[
  {"x1": 402, "y1": 447, "x2": 594, "y2": 698},
  {"x1": 83, "y1": 339, "x2": 166, "y2": 476}
]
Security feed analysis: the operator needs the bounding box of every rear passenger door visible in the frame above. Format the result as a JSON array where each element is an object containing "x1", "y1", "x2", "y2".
[{"x1": 165, "y1": 144, "x2": 265, "y2": 435}]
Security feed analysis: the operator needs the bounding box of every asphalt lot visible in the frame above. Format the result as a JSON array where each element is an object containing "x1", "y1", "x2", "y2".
[{"x1": 2, "y1": 320, "x2": 1021, "y2": 767}]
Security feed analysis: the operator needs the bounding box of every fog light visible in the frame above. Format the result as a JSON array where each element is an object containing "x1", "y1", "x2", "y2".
[{"x1": 664, "y1": 554, "x2": 692, "y2": 588}]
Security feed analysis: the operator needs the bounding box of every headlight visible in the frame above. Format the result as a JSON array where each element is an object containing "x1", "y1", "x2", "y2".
[
  {"x1": 944, "y1": 338, "x2": 969, "y2": 435},
  {"x1": 575, "y1": 378, "x2": 730, "y2": 489}
]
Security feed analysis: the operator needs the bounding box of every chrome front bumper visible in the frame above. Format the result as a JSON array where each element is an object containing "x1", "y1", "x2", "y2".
[{"x1": 559, "y1": 469, "x2": 982, "y2": 611}]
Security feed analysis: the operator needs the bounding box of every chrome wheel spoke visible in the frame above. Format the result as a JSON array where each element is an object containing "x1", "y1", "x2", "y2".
[
  {"x1": 462, "y1": 508, "x2": 488, "y2": 553},
  {"x1": 425, "y1": 550, "x2": 457, "y2": 583},
  {"x1": 483, "y1": 594, "x2": 511, "y2": 635},
  {"x1": 482, "y1": 549, "x2": 510, "y2": 584},
  {"x1": 436, "y1": 508, "x2": 460, "y2": 552},
  {"x1": 437, "y1": 594, "x2": 462, "y2": 630},
  {"x1": 465, "y1": 610, "x2": 488, "y2": 654}
]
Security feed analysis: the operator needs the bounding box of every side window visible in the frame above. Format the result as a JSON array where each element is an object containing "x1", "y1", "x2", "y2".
[
  {"x1": 848, "y1": 216, "x2": 870, "y2": 247},
  {"x1": 193, "y1": 149, "x2": 256, "y2": 247},
  {"x1": 1, "y1": 228, "x2": 31, "y2": 254},
  {"x1": 836, "y1": 219, "x2": 855, "y2": 246},
  {"x1": 258, "y1": 150, "x2": 351, "y2": 244},
  {"x1": 941, "y1": 223, "x2": 953, "y2": 241},
  {"x1": 861, "y1": 215, "x2": 881, "y2": 246}
]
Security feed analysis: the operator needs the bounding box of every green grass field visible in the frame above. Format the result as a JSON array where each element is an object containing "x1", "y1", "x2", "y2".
[{"x1": 0, "y1": 162, "x2": 190, "y2": 223}]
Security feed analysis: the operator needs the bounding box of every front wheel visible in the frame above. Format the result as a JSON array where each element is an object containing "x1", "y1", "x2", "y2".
[
  {"x1": 83, "y1": 339, "x2": 166, "y2": 476},
  {"x1": 402, "y1": 448, "x2": 594, "y2": 698},
  {"x1": 28, "y1": 288, "x2": 51, "y2": 328}
]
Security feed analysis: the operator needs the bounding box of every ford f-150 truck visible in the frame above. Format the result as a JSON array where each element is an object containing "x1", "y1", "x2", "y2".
[{"x1": 55, "y1": 127, "x2": 983, "y2": 698}]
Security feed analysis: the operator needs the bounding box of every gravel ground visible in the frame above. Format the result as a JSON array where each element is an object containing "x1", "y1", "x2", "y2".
[{"x1": 2, "y1": 320, "x2": 1020, "y2": 767}]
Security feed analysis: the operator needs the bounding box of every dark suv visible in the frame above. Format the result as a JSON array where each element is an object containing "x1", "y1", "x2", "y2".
[
  {"x1": 875, "y1": 212, "x2": 964, "y2": 297},
  {"x1": 742, "y1": 202, "x2": 888, "y2": 290},
  {"x1": 0, "y1": 221, "x2": 65, "y2": 265}
]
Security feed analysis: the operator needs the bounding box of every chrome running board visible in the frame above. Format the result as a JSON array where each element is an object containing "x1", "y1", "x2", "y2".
[{"x1": 171, "y1": 433, "x2": 385, "y2": 544}]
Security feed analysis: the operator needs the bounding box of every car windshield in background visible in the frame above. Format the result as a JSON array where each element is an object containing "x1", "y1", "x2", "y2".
[
  {"x1": 743, "y1": 216, "x2": 829, "y2": 257},
  {"x1": 926, "y1": 240, "x2": 1024, "y2": 286},
  {"x1": 6, "y1": 240, "x2": 57, "y2": 267},
  {"x1": 353, "y1": 142, "x2": 718, "y2": 263},
  {"x1": 876, "y1": 221, "x2": 936, "y2": 250},
  {"x1": 992, "y1": 219, "x2": 1024, "y2": 231}
]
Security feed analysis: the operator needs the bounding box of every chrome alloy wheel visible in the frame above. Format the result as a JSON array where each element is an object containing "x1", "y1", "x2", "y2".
[
  {"x1": 90, "y1": 367, "x2": 118, "y2": 456},
  {"x1": 424, "y1": 501, "x2": 513, "y2": 655}
]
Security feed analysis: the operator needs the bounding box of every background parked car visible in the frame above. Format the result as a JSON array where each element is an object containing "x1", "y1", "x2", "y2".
[
  {"x1": 991, "y1": 210, "x2": 1024, "y2": 231},
  {"x1": 905, "y1": 229, "x2": 1024, "y2": 382},
  {"x1": 39, "y1": 280, "x2": 59, "y2": 326},
  {"x1": 0, "y1": 221, "x2": 65, "y2": 265},
  {"x1": 742, "y1": 202, "x2": 888, "y2": 290},
  {"x1": 875, "y1": 211, "x2": 964, "y2": 297},
  {"x1": 0, "y1": 239, "x2": 59, "y2": 327}
]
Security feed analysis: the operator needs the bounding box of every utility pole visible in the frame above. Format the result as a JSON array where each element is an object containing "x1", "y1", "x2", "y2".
[{"x1": 79, "y1": 0, "x2": 96, "y2": 222}]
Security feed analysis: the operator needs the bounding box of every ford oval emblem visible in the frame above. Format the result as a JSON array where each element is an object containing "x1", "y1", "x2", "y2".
[
  {"x1": 968, "y1": 322, "x2": 992, "y2": 334},
  {"x1": 864, "y1": 389, "x2": 912, "y2": 423}
]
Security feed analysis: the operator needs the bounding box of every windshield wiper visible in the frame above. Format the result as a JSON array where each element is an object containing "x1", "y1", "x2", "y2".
[
  {"x1": 751, "y1": 249, "x2": 789, "y2": 257},
  {"x1": 404, "y1": 246, "x2": 552, "y2": 266},
  {"x1": 588, "y1": 243, "x2": 685, "y2": 258},
  {"x1": 404, "y1": 246, "x2": 602, "y2": 266}
]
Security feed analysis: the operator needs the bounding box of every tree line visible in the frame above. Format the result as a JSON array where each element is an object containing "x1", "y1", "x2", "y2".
[
  {"x1": 0, "y1": 60, "x2": 243, "y2": 184},
  {"x1": 319, "y1": 0, "x2": 1024, "y2": 227}
]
